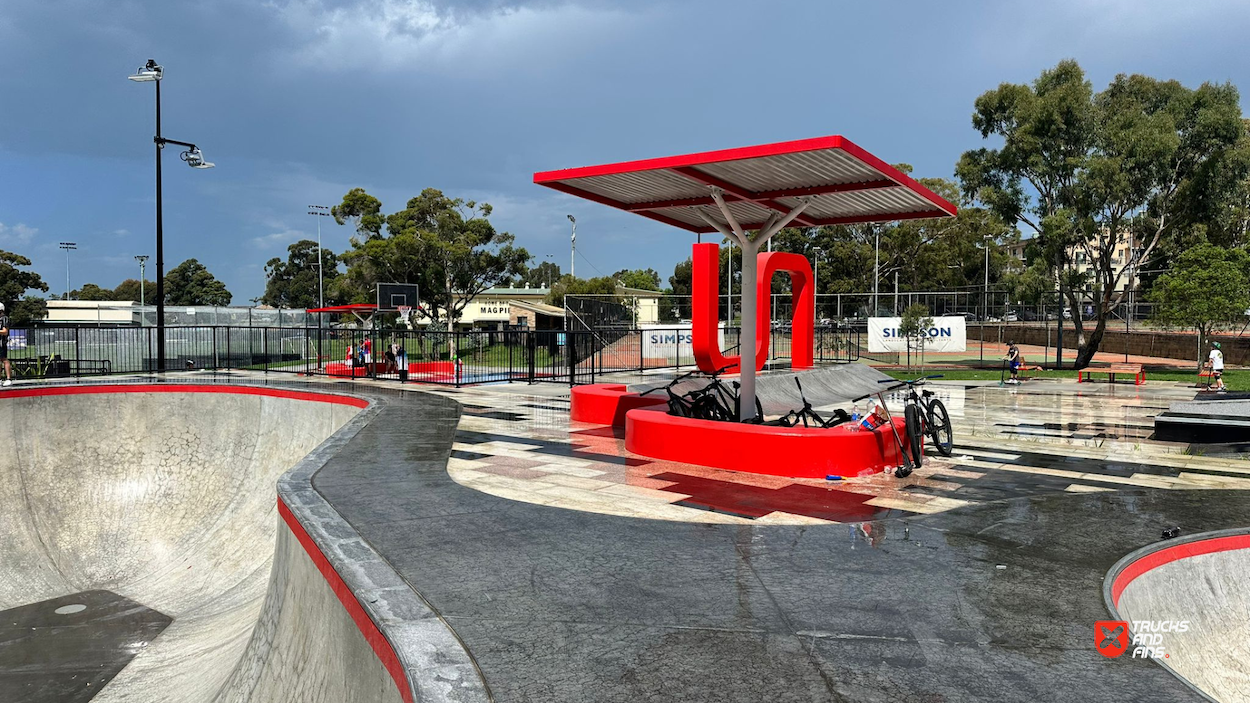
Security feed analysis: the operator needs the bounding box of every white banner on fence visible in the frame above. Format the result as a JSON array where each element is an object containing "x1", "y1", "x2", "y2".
[
  {"x1": 641, "y1": 324, "x2": 726, "y2": 361},
  {"x1": 868, "y1": 316, "x2": 966, "y2": 353}
]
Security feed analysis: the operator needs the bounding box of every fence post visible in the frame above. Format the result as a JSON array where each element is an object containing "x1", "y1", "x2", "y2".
[
  {"x1": 527, "y1": 332, "x2": 536, "y2": 384},
  {"x1": 455, "y1": 332, "x2": 462, "y2": 387},
  {"x1": 74, "y1": 327, "x2": 81, "y2": 378},
  {"x1": 263, "y1": 328, "x2": 269, "y2": 373},
  {"x1": 508, "y1": 332, "x2": 514, "y2": 383}
]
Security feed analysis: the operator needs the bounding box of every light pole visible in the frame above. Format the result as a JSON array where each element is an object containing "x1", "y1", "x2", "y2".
[
  {"x1": 544, "y1": 254, "x2": 554, "y2": 288},
  {"x1": 59, "y1": 242, "x2": 77, "y2": 300},
  {"x1": 873, "y1": 227, "x2": 880, "y2": 316},
  {"x1": 135, "y1": 255, "x2": 149, "y2": 308},
  {"x1": 984, "y1": 237, "x2": 991, "y2": 320},
  {"x1": 567, "y1": 215, "x2": 576, "y2": 279},
  {"x1": 129, "y1": 58, "x2": 216, "y2": 372},
  {"x1": 308, "y1": 205, "x2": 332, "y2": 309}
]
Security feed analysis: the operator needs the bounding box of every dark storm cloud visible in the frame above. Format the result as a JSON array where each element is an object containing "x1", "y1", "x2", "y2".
[{"x1": 1, "y1": 0, "x2": 1249, "y2": 301}]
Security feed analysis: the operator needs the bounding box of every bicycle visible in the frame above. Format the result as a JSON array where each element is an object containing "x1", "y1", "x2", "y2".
[
  {"x1": 696, "y1": 365, "x2": 764, "y2": 423},
  {"x1": 776, "y1": 377, "x2": 851, "y2": 428},
  {"x1": 876, "y1": 375, "x2": 954, "y2": 469},
  {"x1": 639, "y1": 365, "x2": 762, "y2": 422}
]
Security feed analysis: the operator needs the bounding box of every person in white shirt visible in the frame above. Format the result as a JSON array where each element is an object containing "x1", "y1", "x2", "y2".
[{"x1": 1206, "y1": 341, "x2": 1225, "y2": 391}]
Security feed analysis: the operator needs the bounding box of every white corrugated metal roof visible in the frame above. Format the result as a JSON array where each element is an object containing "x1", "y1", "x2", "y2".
[{"x1": 534, "y1": 135, "x2": 956, "y2": 234}]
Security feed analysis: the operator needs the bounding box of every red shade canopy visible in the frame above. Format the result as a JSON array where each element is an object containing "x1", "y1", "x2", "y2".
[{"x1": 534, "y1": 135, "x2": 957, "y2": 234}]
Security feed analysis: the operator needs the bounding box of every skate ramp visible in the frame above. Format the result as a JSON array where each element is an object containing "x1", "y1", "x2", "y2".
[
  {"x1": 0, "y1": 385, "x2": 404, "y2": 702},
  {"x1": 1108, "y1": 530, "x2": 1250, "y2": 702},
  {"x1": 633, "y1": 362, "x2": 897, "y2": 416}
]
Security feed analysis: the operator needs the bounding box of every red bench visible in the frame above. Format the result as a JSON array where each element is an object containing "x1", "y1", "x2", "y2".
[{"x1": 1078, "y1": 363, "x2": 1144, "y2": 386}]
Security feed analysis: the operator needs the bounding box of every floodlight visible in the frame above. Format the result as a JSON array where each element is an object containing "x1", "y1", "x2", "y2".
[{"x1": 128, "y1": 59, "x2": 163, "y2": 82}]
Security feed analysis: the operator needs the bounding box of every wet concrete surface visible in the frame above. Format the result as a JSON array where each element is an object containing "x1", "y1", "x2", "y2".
[
  {"x1": 308, "y1": 383, "x2": 1250, "y2": 702},
  {"x1": 0, "y1": 591, "x2": 170, "y2": 703}
]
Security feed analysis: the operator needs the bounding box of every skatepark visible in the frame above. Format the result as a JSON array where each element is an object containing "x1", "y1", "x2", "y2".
[
  {"x1": 4, "y1": 29, "x2": 1250, "y2": 697},
  {"x1": 2, "y1": 366, "x2": 1249, "y2": 702}
]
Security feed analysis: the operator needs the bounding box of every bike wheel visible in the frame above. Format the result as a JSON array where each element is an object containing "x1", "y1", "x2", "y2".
[
  {"x1": 926, "y1": 399, "x2": 954, "y2": 457},
  {"x1": 694, "y1": 394, "x2": 730, "y2": 422},
  {"x1": 904, "y1": 404, "x2": 924, "y2": 468}
]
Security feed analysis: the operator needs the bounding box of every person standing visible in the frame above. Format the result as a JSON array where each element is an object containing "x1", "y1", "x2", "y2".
[
  {"x1": 1207, "y1": 341, "x2": 1226, "y2": 392},
  {"x1": 1005, "y1": 340, "x2": 1022, "y2": 385},
  {"x1": 0, "y1": 303, "x2": 11, "y2": 387}
]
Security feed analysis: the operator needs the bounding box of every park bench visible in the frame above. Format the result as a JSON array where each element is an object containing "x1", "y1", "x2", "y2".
[
  {"x1": 1078, "y1": 363, "x2": 1145, "y2": 386},
  {"x1": 1198, "y1": 369, "x2": 1221, "y2": 389}
]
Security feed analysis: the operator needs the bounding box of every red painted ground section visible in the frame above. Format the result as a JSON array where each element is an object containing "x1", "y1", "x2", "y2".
[
  {"x1": 652, "y1": 472, "x2": 896, "y2": 522},
  {"x1": 1111, "y1": 533, "x2": 1250, "y2": 607}
]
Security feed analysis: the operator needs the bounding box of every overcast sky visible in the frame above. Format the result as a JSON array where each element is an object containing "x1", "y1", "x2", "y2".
[{"x1": 2, "y1": 0, "x2": 1249, "y2": 302}]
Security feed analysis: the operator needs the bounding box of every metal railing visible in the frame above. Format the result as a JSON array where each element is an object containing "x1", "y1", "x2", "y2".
[{"x1": 2, "y1": 324, "x2": 865, "y2": 386}]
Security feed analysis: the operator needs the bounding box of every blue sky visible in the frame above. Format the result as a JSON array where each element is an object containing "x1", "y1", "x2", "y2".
[{"x1": 2, "y1": 0, "x2": 1249, "y2": 302}]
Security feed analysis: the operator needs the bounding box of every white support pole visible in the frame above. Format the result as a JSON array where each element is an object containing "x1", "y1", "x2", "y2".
[{"x1": 702, "y1": 197, "x2": 810, "y2": 421}]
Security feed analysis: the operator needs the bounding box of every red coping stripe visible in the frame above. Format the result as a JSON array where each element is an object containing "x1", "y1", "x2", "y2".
[
  {"x1": 279, "y1": 497, "x2": 414, "y2": 703},
  {"x1": 0, "y1": 383, "x2": 370, "y2": 408},
  {"x1": 1, "y1": 384, "x2": 396, "y2": 694},
  {"x1": 1111, "y1": 533, "x2": 1250, "y2": 607}
]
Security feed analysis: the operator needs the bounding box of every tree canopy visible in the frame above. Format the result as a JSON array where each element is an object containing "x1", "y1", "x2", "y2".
[
  {"x1": 613, "y1": 268, "x2": 662, "y2": 291},
  {"x1": 957, "y1": 59, "x2": 1250, "y2": 367},
  {"x1": 544, "y1": 275, "x2": 618, "y2": 308},
  {"x1": 70, "y1": 283, "x2": 116, "y2": 301},
  {"x1": 261, "y1": 239, "x2": 340, "y2": 309},
  {"x1": 113, "y1": 278, "x2": 157, "y2": 304},
  {"x1": 0, "y1": 249, "x2": 49, "y2": 325},
  {"x1": 164, "y1": 259, "x2": 232, "y2": 306},
  {"x1": 334, "y1": 187, "x2": 529, "y2": 322},
  {"x1": 517, "y1": 260, "x2": 561, "y2": 289},
  {"x1": 1150, "y1": 244, "x2": 1250, "y2": 364}
]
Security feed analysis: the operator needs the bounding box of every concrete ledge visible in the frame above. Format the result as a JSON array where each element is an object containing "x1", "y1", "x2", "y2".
[
  {"x1": 276, "y1": 392, "x2": 489, "y2": 703},
  {"x1": 570, "y1": 383, "x2": 667, "y2": 426}
]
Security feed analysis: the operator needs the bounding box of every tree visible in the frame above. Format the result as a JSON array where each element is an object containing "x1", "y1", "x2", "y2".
[
  {"x1": 261, "y1": 239, "x2": 340, "y2": 309},
  {"x1": 545, "y1": 275, "x2": 617, "y2": 308},
  {"x1": 334, "y1": 188, "x2": 529, "y2": 323},
  {"x1": 70, "y1": 283, "x2": 115, "y2": 301},
  {"x1": 1150, "y1": 244, "x2": 1250, "y2": 368},
  {"x1": 0, "y1": 250, "x2": 49, "y2": 324},
  {"x1": 519, "y1": 260, "x2": 562, "y2": 289},
  {"x1": 113, "y1": 279, "x2": 157, "y2": 304},
  {"x1": 899, "y1": 303, "x2": 934, "y2": 370},
  {"x1": 958, "y1": 60, "x2": 1249, "y2": 367},
  {"x1": 164, "y1": 259, "x2": 232, "y2": 306},
  {"x1": 614, "y1": 268, "x2": 661, "y2": 291}
]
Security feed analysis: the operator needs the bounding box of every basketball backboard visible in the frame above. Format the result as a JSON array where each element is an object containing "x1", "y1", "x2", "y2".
[{"x1": 376, "y1": 282, "x2": 419, "y2": 312}]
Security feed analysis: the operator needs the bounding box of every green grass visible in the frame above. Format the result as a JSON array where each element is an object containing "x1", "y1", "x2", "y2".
[{"x1": 880, "y1": 366, "x2": 1248, "y2": 388}]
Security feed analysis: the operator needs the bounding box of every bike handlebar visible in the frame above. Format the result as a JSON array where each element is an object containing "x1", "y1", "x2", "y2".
[{"x1": 638, "y1": 364, "x2": 740, "y2": 396}]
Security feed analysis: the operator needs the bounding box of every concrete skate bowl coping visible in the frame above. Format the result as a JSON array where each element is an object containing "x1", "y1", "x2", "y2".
[
  {"x1": 1106, "y1": 529, "x2": 1250, "y2": 703},
  {"x1": 0, "y1": 384, "x2": 436, "y2": 703}
]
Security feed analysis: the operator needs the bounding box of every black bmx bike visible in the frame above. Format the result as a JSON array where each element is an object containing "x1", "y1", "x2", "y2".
[
  {"x1": 639, "y1": 365, "x2": 763, "y2": 423},
  {"x1": 876, "y1": 375, "x2": 954, "y2": 471}
]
